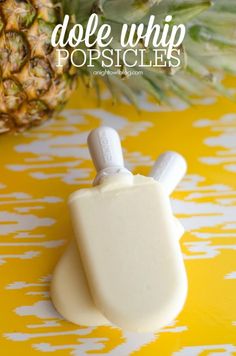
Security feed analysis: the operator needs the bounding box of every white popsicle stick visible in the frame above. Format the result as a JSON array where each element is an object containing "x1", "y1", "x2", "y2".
[
  {"x1": 88, "y1": 128, "x2": 187, "y2": 196},
  {"x1": 148, "y1": 151, "x2": 186, "y2": 240},
  {"x1": 87, "y1": 126, "x2": 131, "y2": 185},
  {"x1": 149, "y1": 151, "x2": 187, "y2": 196}
]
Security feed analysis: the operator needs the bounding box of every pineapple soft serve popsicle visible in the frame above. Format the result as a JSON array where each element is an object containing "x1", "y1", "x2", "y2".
[
  {"x1": 51, "y1": 143, "x2": 185, "y2": 327},
  {"x1": 68, "y1": 127, "x2": 188, "y2": 332}
]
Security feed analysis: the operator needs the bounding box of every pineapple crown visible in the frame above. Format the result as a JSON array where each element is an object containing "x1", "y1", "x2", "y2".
[
  {"x1": 59, "y1": 0, "x2": 236, "y2": 106},
  {"x1": 0, "y1": 0, "x2": 236, "y2": 133}
]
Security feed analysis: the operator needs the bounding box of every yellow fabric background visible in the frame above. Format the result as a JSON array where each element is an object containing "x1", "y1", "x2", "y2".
[{"x1": 0, "y1": 79, "x2": 236, "y2": 355}]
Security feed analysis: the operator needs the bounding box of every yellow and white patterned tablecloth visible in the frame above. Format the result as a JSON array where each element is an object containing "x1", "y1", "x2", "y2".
[{"x1": 0, "y1": 78, "x2": 236, "y2": 355}]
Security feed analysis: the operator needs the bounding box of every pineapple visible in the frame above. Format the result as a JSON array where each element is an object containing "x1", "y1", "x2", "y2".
[
  {"x1": 0, "y1": 0, "x2": 77, "y2": 133},
  {"x1": 0, "y1": 0, "x2": 235, "y2": 134}
]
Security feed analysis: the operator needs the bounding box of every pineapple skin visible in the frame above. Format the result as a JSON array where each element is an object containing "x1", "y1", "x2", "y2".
[{"x1": 0, "y1": 0, "x2": 77, "y2": 133}]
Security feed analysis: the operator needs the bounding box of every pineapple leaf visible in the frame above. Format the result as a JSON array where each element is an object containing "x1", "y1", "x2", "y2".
[
  {"x1": 189, "y1": 25, "x2": 236, "y2": 49},
  {"x1": 143, "y1": 0, "x2": 212, "y2": 25},
  {"x1": 102, "y1": 0, "x2": 161, "y2": 23}
]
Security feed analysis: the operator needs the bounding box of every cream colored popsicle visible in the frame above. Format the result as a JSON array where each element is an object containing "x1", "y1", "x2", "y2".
[
  {"x1": 51, "y1": 148, "x2": 185, "y2": 327},
  {"x1": 68, "y1": 127, "x2": 188, "y2": 332},
  {"x1": 51, "y1": 238, "x2": 109, "y2": 326}
]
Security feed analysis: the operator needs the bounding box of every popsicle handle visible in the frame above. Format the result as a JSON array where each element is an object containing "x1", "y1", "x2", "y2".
[
  {"x1": 149, "y1": 151, "x2": 186, "y2": 239},
  {"x1": 88, "y1": 126, "x2": 131, "y2": 185},
  {"x1": 149, "y1": 151, "x2": 187, "y2": 196}
]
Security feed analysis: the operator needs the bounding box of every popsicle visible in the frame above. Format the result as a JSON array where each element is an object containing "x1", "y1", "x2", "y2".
[
  {"x1": 51, "y1": 238, "x2": 109, "y2": 326},
  {"x1": 68, "y1": 127, "x2": 187, "y2": 332},
  {"x1": 51, "y1": 147, "x2": 186, "y2": 327}
]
